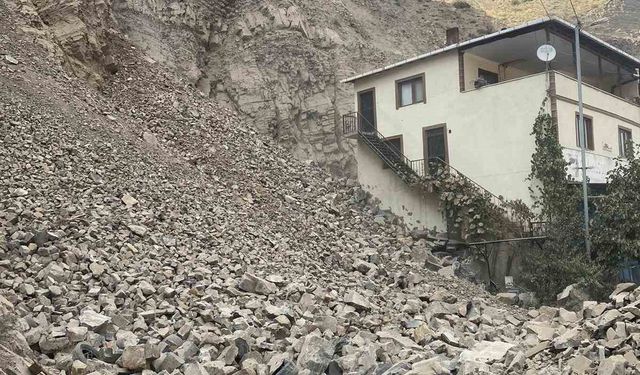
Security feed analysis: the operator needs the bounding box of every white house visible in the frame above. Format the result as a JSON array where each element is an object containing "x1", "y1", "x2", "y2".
[{"x1": 342, "y1": 17, "x2": 640, "y2": 232}]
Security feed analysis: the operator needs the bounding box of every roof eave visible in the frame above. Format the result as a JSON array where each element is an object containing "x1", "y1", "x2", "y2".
[{"x1": 342, "y1": 16, "x2": 640, "y2": 84}]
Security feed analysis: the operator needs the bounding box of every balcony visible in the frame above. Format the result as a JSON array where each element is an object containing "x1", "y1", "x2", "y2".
[{"x1": 553, "y1": 71, "x2": 640, "y2": 124}]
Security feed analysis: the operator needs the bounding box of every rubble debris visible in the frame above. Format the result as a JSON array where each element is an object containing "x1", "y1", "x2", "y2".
[{"x1": 2, "y1": 6, "x2": 640, "y2": 374}]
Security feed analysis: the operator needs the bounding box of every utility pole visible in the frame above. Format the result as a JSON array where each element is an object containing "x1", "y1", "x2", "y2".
[{"x1": 574, "y1": 22, "x2": 591, "y2": 258}]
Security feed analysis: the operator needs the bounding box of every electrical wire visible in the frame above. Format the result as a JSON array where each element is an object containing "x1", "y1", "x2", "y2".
[
  {"x1": 538, "y1": 0, "x2": 551, "y2": 18},
  {"x1": 567, "y1": 0, "x2": 580, "y2": 24}
]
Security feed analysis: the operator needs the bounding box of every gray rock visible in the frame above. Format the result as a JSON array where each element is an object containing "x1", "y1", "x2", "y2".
[
  {"x1": 496, "y1": 292, "x2": 518, "y2": 305},
  {"x1": 3, "y1": 55, "x2": 19, "y2": 65},
  {"x1": 89, "y1": 262, "x2": 105, "y2": 276},
  {"x1": 153, "y1": 353, "x2": 185, "y2": 372},
  {"x1": 67, "y1": 326, "x2": 88, "y2": 343},
  {"x1": 459, "y1": 340, "x2": 514, "y2": 363},
  {"x1": 344, "y1": 291, "x2": 372, "y2": 311},
  {"x1": 296, "y1": 332, "x2": 335, "y2": 374},
  {"x1": 121, "y1": 345, "x2": 146, "y2": 370},
  {"x1": 406, "y1": 357, "x2": 450, "y2": 375},
  {"x1": 175, "y1": 340, "x2": 199, "y2": 360},
  {"x1": 39, "y1": 331, "x2": 70, "y2": 353},
  {"x1": 597, "y1": 355, "x2": 625, "y2": 375},
  {"x1": 567, "y1": 355, "x2": 592, "y2": 374},
  {"x1": 557, "y1": 283, "x2": 591, "y2": 312},
  {"x1": 217, "y1": 344, "x2": 238, "y2": 365},
  {"x1": 238, "y1": 273, "x2": 278, "y2": 295},
  {"x1": 138, "y1": 280, "x2": 156, "y2": 295},
  {"x1": 79, "y1": 309, "x2": 111, "y2": 330},
  {"x1": 184, "y1": 362, "x2": 209, "y2": 375},
  {"x1": 128, "y1": 224, "x2": 148, "y2": 236},
  {"x1": 273, "y1": 359, "x2": 298, "y2": 375},
  {"x1": 121, "y1": 194, "x2": 139, "y2": 207}
]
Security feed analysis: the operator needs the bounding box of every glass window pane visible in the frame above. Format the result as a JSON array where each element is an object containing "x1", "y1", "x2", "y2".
[
  {"x1": 427, "y1": 128, "x2": 446, "y2": 162},
  {"x1": 414, "y1": 79, "x2": 424, "y2": 102},
  {"x1": 401, "y1": 83, "x2": 412, "y2": 106},
  {"x1": 575, "y1": 115, "x2": 593, "y2": 150},
  {"x1": 619, "y1": 128, "x2": 632, "y2": 157},
  {"x1": 575, "y1": 116, "x2": 581, "y2": 148},
  {"x1": 586, "y1": 119, "x2": 594, "y2": 150}
]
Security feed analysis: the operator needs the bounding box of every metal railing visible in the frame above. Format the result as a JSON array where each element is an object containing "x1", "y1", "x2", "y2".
[
  {"x1": 424, "y1": 157, "x2": 532, "y2": 233},
  {"x1": 343, "y1": 112, "x2": 417, "y2": 178},
  {"x1": 343, "y1": 112, "x2": 534, "y2": 234},
  {"x1": 343, "y1": 113, "x2": 358, "y2": 135}
]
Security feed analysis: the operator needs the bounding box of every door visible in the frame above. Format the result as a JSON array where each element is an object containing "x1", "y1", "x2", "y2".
[
  {"x1": 358, "y1": 89, "x2": 376, "y2": 133},
  {"x1": 424, "y1": 125, "x2": 448, "y2": 163}
]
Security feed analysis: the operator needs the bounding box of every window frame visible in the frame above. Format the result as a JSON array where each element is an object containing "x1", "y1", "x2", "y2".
[
  {"x1": 575, "y1": 113, "x2": 595, "y2": 151},
  {"x1": 618, "y1": 126, "x2": 633, "y2": 158},
  {"x1": 395, "y1": 73, "x2": 426, "y2": 109}
]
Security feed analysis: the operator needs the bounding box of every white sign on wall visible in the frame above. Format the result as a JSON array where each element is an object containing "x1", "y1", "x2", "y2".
[{"x1": 562, "y1": 148, "x2": 620, "y2": 184}]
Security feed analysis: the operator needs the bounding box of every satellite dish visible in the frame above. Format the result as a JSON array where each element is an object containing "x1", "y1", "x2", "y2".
[{"x1": 537, "y1": 44, "x2": 557, "y2": 62}]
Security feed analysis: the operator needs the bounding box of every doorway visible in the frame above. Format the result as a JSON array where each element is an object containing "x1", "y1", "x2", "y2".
[
  {"x1": 358, "y1": 89, "x2": 376, "y2": 133},
  {"x1": 423, "y1": 124, "x2": 448, "y2": 164}
]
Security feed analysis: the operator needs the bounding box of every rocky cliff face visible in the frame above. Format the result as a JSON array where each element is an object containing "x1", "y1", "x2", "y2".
[
  {"x1": 7, "y1": 0, "x2": 638, "y2": 177},
  {"x1": 8, "y1": 0, "x2": 495, "y2": 175}
]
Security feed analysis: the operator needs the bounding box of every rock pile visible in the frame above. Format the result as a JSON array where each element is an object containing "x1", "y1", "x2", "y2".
[
  {"x1": 3, "y1": 3, "x2": 640, "y2": 375},
  {"x1": 0, "y1": 5, "x2": 514, "y2": 375}
]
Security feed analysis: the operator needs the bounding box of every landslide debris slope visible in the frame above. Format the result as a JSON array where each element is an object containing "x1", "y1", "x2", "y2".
[
  {"x1": 7, "y1": 0, "x2": 496, "y2": 176},
  {"x1": 0, "y1": 2, "x2": 515, "y2": 375},
  {"x1": 5, "y1": 2, "x2": 640, "y2": 375}
]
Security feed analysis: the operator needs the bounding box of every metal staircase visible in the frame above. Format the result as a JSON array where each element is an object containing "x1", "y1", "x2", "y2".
[
  {"x1": 343, "y1": 113, "x2": 425, "y2": 185},
  {"x1": 343, "y1": 112, "x2": 538, "y2": 238}
]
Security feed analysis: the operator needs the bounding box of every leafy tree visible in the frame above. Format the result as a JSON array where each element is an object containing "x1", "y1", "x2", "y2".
[
  {"x1": 592, "y1": 145, "x2": 640, "y2": 269},
  {"x1": 519, "y1": 108, "x2": 606, "y2": 303}
]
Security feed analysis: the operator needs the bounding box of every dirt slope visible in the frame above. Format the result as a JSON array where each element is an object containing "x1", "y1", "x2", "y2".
[
  {"x1": 467, "y1": 0, "x2": 640, "y2": 55},
  {"x1": 465, "y1": 0, "x2": 608, "y2": 25}
]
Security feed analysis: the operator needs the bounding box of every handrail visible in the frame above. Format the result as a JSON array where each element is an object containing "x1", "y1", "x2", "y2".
[
  {"x1": 427, "y1": 157, "x2": 505, "y2": 204},
  {"x1": 344, "y1": 113, "x2": 515, "y2": 206},
  {"x1": 344, "y1": 112, "x2": 415, "y2": 172},
  {"x1": 425, "y1": 157, "x2": 530, "y2": 232},
  {"x1": 343, "y1": 113, "x2": 533, "y2": 233}
]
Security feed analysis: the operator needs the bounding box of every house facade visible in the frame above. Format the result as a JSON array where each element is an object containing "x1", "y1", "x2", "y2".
[{"x1": 343, "y1": 17, "x2": 640, "y2": 231}]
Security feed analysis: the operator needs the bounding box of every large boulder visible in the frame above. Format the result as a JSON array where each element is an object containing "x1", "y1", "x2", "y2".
[{"x1": 557, "y1": 284, "x2": 591, "y2": 312}]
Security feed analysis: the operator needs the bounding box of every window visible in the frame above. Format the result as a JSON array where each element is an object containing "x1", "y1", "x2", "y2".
[
  {"x1": 619, "y1": 127, "x2": 633, "y2": 157},
  {"x1": 575, "y1": 115, "x2": 594, "y2": 151},
  {"x1": 396, "y1": 74, "x2": 425, "y2": 108},
  {"x1": 478, "y1": 69, "x2": 499, "y2": 85}
]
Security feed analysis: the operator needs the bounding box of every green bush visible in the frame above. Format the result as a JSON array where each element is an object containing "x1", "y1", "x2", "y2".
[{"x1": 519, "y1": 242, "x2": 607, "y2": 304}]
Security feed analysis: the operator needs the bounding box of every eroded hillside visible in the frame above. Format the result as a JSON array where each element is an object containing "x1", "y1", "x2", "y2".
[
  {"x1": 465, "y1": 0, "x2": 607, "y2": 25},
  {"x1": 5, "y1": 0, "x2": 498, "y2": 175},
  {"x1": 5, "y1": 0, "x2": 640, "y2": 374},
  {"x1": 467, "y1": 0, "x2": 640, "y2": 55}
]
